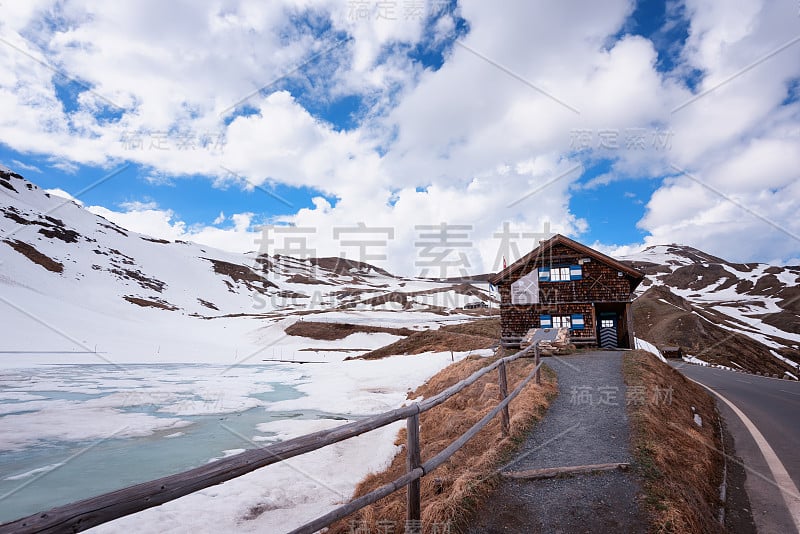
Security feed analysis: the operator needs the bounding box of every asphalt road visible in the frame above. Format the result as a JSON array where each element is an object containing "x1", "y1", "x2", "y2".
[{"x1": 671, "y1": 363, "x2": 800, "y2": 534}]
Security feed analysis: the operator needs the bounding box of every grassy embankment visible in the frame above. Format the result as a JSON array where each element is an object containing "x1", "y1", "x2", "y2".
[{"x1": 624, "y1": 350, "x2": 726, "y2": 533}]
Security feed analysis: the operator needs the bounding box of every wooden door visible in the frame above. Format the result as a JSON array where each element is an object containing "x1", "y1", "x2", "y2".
[{"x1": 599, "y1": 313, "x2": 618, "y2": 349}]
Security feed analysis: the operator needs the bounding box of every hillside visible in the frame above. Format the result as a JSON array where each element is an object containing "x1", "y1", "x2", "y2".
[
  {"x1": 622, "y1": 245, "x2": 799, "y2": 377},
  {"x1": 0, "y1": 168, "x2": 494, "y2": 364},
  {"x1": 2, "y1": 167, "x2": 797, "y2": 375}
]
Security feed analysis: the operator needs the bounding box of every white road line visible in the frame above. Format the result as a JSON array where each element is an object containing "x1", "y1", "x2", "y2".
[{"x1": 691, "y1": 379, "x2": 800, "y2": 532}]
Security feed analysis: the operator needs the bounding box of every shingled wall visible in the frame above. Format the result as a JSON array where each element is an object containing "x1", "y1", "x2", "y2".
[{"x1": 498, "y1": 243, "x2": 638, "y2": 341}]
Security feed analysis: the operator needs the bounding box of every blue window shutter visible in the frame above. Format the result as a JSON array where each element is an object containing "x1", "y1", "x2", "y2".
[
  {"x1": 540, "y1": 314, "x2": 552, "y2": 328},
  {"x1": 538, "y1": 267, "x2": 550, "y2": 281},
  {"x1": 571, "y1": 314, "x2": 584, "y2": 330},
  {"x1": 569, "y1": 265, "x2": 582, "y2": 280}
]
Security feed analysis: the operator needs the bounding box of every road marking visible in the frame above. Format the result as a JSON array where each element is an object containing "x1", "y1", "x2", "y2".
[{"x1": 690, "y1": 379, "x2": 800, "y2": 531}]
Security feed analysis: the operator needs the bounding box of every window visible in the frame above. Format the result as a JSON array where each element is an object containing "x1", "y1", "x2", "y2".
[
  {"x1": 552, "y1": 315, "x2": 572, "y2": 328},
  {"x1": 601, "y1": 319, "x2": 615, "y2": 328},
  {"x1": 542, "y1": 314, "x2": 584, "y2": 330},
  {"x1": 539, "y1": 265, "x2": 582, "y2": 282}
]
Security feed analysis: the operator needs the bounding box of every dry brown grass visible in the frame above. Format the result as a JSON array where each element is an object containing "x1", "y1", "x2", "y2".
[
  {"x1": 327, "y1": 351, "x2": 557, "y2": 533},
  {"x1": 284, "y1": 320, "x2": 414, "y2": 340},
  {"x1": 356, "y1": 319, "x2": 500, "y2": 360},
  {"x1": 440, "y1": 318, "x2": 500, "y2": 339},
  {"x1": 122, "y1": 295, "x2": 178, "y2": 311},
  {"x1": 3, "y1": 239, "x2": 63, "y2": 273},
  {"x1": 357, "y1": 330, "x2": 495, "y2": 360},
  {"x1": 623, "y1": 350, "x2": 725, "y2": 534}
]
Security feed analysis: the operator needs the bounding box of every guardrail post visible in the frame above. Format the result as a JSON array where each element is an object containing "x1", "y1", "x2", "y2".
[
  {"x1": 534, "y1": 343, "x2": 541, "y2": 385},
  {"x1": 406, "y1": 413, "x2": 421, "y2": 523},
  {"x1": 497, "y1": 360, "x2": 510, "y2": 436}
]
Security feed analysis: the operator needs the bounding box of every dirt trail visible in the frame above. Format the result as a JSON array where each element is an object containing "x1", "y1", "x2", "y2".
[{"x1": 469, "y1": 351, "x2": 648, "y2": 533}]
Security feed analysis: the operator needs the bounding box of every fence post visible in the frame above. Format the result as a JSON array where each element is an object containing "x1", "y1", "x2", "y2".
[
  {"x1": 534, "y1": 343, "x2": 541, "y2": 385},
  {"x1": 497, "y1": 360, "x2": 510, "y2": 436},
  {"x1": 406, "y1": 413, "x2": 421, "y2": 523}
]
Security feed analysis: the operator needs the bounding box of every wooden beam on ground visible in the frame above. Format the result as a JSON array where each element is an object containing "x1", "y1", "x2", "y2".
[{"x1": 502, "y1": 462, "x2": 630, "y2": 480}]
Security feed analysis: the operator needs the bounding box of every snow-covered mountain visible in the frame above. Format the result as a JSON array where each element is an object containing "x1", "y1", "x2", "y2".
[
  {"x1": 2, "y1": 167, "x2": 797, "y2": 375},
  {"x1": 0, "y1": 169, "x2": 494, "y2": 364},
  {"x1": 621, "y1": 245, "x2": 799, "y2": 376}
]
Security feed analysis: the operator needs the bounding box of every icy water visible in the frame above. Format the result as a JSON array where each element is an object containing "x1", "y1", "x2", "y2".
[{"x1": 0, "y1": 364, "x2": 350, "y2": 523}]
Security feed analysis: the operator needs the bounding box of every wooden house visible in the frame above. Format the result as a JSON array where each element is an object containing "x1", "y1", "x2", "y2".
[{"x1": 489, "y1": 234, "x2": 644, "y2": 349}]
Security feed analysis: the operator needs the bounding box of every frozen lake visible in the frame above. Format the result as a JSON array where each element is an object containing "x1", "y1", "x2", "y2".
[{"x1": 0, "y1": 363, "x2": 353, "y2": 523}]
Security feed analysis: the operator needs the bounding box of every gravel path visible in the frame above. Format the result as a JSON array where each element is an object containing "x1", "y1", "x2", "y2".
[{"x1": 468, "y1": 351, "x2": 648, "y2": 533}]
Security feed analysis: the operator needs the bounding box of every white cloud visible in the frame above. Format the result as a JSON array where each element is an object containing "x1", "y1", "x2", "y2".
[
  {"x1": 86, "y1": 203, "x2": 261, "y2": 254},
  {"x1": 1, "y1": 0, "x2": 799, "y2": 272},
  {"x1": 119, "y1": 200, "x2": 159, "y2": 211},
  {"x1": 11, "y1": 160, "x2": 42, "y2": 173},
  {"x1": 86, "y1": 205, "x2": 187, "y2": 242}
]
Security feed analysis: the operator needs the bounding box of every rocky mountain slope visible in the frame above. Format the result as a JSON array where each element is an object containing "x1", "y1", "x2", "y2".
[
  {"x1": 0, "y1": 168, "x2": 493, "y2": 363},
  {"x1": 621, "y1": 245, "x2": 799, "y2": 377},
  {"x1": 2, "y1": 167, "x2": 797, "y2": 375}
]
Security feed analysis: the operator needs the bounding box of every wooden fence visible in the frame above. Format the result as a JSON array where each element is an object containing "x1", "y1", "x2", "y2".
[{"x1": 0, "y1": 345, "x2": 542, "y2": 534}]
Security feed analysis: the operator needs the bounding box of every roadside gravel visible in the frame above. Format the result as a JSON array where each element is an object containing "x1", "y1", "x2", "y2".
[{"x1": 468, "y1": 351, "x2": 648, "y2": 533}]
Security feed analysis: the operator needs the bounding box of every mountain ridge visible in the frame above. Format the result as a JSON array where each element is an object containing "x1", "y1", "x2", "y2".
[
  {"x1": 1, "y1": 168, "x2": 797, "y2": 375},
  {"x1": 620, "y1": 245, "x2": 799, "y2": 376}
]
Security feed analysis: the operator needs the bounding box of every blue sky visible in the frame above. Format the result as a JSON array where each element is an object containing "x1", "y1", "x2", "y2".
[{"x1": 1, "y1": 0, "x2": 799, "y2": 272}]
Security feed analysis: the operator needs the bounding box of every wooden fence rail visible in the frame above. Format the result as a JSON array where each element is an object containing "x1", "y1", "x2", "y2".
[{"x1": 0, "y1": 345, "x2": 542, "y2": 534}]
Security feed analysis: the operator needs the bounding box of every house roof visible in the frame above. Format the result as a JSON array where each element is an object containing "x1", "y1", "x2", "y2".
[{"x1": 488, "y1": 233, "x2": 644, "y2": 285}]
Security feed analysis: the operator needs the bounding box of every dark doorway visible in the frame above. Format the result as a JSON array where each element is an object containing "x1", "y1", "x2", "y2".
[
  {"x1": 598, "y1": 312, "x2": 618, "y2": 348},
  {"x1": 594, "y1": 302, "x2": 632, "y2": 349}
]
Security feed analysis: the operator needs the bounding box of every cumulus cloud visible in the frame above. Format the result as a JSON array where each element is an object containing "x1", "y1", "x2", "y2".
[
  {"x1": 1, "y1": 0, "x2": 799, "y2": 273},
  {"x1": 11, "y1": 160, "x2": 42, "y2": 173},
  {"x1": 86, "y1": 203, "x2": 261, "y2": 254}
]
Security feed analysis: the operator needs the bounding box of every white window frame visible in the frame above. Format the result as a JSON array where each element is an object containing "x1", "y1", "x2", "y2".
[
  {"x1": 552, "y1": 315, "x2": 572, "y2": 328},
  {"x1": 549, "y1": 267, "x2": 571, "y2": 281},
  {"x1": 600, "y1": 319, "x2": 615, "y2": 328}
]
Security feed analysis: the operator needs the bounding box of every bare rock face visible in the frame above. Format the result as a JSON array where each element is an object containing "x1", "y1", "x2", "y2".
[{"x1": 520, "y1": 328, "x2": 575, "y2": 355}]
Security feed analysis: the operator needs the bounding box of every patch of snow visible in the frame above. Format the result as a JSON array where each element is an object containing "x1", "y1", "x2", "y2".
[
  {"x1": 4, "y1": 462, "x2": 65, "y2": 481},
  {"x1": 634, "y1": 338, "x2": 667, "y2": 363},
  {"x1": 207, "y1": 449, "x2": 246, "y2": 463},
  {"x1": 657, "y1": 298, "x2": 685, "y2": 311},
  {"x1": 266, "y1": 349, "x2": 485, "y2": 415},
  {"x1": 93, "y1": 418, "x2": 405, "y2": 533},
  {"x1": 0, "y1": 406, "x2": 191, "y2": 451},
  {"x1": 770, "y1": 350, "x2": 800, "y2": 370},
  {"x1": 683, "y1": 355, "x2": 710, "y2": 366},
  {"x1": 44, "y1": 188, "x2": 84, "y2": 206}
]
